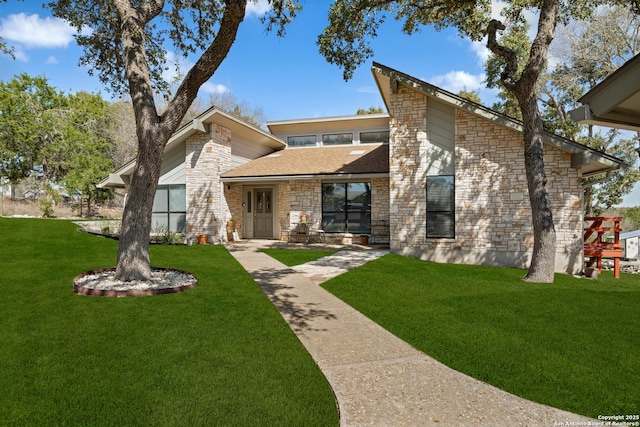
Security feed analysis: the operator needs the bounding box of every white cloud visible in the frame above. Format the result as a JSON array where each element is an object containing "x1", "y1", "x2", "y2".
[
  {"x1": 470, "y1": 40, "x2": 490, "y2": 66},
  {"x1": 429, "y1": 70, "x2": 500, "y2": 106},
  {"x1": 161, "y1": 51, "x2": 229, "y2": 95},
  {"x1": 12, "y1": 47, "x2": 28, "y2": 62},
  {"x1": 246, "y1": 0, "x2": 271, "y2": 17},
  {"x1": 0, "y1": 13, "x2": 75, "y2": 49},
  {"x1": 45, "y1": 56, "x2": 58, "y2": 64},
  {"x1": 200, "y1": 82, "x2": 229, "y2": 95},
  {"x1": 162, "y1": 51, "x2": 191, "y2": 84},
  {"x1": 430, "y1": 70, "x2": 485, "y2": 94}
]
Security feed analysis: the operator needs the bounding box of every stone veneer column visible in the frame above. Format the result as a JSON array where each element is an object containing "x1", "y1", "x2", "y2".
[{"x1": 185, "y1": 123, "x2": 232, "y2": 244}]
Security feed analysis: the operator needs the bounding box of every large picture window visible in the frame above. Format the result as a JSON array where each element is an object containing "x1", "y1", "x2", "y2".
[
  {"x1": 152, "y1": 184, "x2": 186, "y2": 233},
  {"x1": 426, "y1": 176, "x2": 455, "y2": 238},
  {"x1": 322, "y1": 182, "x2": 371, "y2": 233}
]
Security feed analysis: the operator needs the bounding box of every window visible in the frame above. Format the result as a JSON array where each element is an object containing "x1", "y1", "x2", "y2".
[
  {"x1": 360, "y1": 130, "x2": 390, "y2": 144},
  {"x1": 322, "y1": 182, "x2": 371, "y2": 233},
  {"x1": 322, "y1": 133, "x2": 353, "y2": 146},
  {"x1": 152, "y1": 184, "x2": 186, "y2": 233},
  {"x1": 287, "y1": 135, "x2": 316, "y2": 147},
  {"x1": 426, "y1": 176, "x2": 454, "y2": 238}
]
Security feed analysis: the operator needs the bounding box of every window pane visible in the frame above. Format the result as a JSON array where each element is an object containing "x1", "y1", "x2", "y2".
[
  {"x1": 265, "y1": 191, "x2": 272, "y2": 213},
  {"x1": 323, "y1": 183, "x2": 346, "y2": 211},
  {"x1": 287, "y1": 135, "x2": 316, "y2": 147},
  {"x1": 426, "y1": 175, "x2": 454, "y2": 238},
  {"x1": 169, "y1": 185, "x2": 186, "y2": 212},
  {"x1": 427, "y1": 176, "x2": 454, "y2": 211},
  {"x1": 360, "y1": 131, "x2": 390, "y2": 144},
  {"x1": 322, "y1": 212, "x2": 346, "y2": 232},
  {"x1": 322, "y1": 133, "x2": 353, "y2": 145},
  {"x1": 347, "y1": 182, "x2": 371, "y2": 212},
  {"x1": 427, "y1": 213, "x2": 455, "y2": 238},
  {"x1": 257, "y1": 191, "x2": 263, "y2": 212},
  {"x1": 169, "y1": 213, "x2": 186, "y2": 233},
  {"x1": 346, "y1": 212, "x2": 371, "y2": 234},
  {"x1": 152, "y1": 213, "x2": 168, "y2": 231},
  {"x1": 152, "y1": 187, "x2": 168, "y2": 212}
]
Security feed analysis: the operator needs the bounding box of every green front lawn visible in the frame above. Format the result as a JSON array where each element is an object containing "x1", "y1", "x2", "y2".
[
  {"x1": 0, "y1": 218, "x2": 338, "y2": 426},
  {"x1": 321, "y1": 253, "x2": 640, "y2": 418}
]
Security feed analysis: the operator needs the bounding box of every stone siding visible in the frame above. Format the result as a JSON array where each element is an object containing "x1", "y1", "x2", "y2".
[
  {"x1": 185, "y1": 123, "x2": 233, "y2": 243},
  {"x1": 389, "y1": 85, "x2": 584, "y2": 274},
  {"x1": 277, "y1": 177, "x2": 390, "y2": 245}
]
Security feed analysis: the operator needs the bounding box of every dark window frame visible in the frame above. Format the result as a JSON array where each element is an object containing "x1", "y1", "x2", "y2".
[
  {"x1": 152, "y1": 184, "x2": 186, "y2": 233},
  {"x1": 426, "y1": 175, "x2": 455, "y2": 238},
  {"x1": 322, "y1": 182, "x2": 371, "y2": 234},
  {"x1": 322, "y1": 132, "x2": 353, "y2": 146},
  {"x1": 287, "y1": 135, "x2": 316, "y2": 147},
  {"x1": 360, "y1": 130, "x2": 390, "y2": 144}
]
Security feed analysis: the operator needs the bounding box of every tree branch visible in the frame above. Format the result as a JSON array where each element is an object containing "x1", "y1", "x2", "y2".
[
  {"x1": 520, "y1": 0, "x2": 558, "y2": 90},
  {"x1": 486, "y1": 19, "x2": 519, "y2": 91},
  {"x1": 163, "y1": 0, "x2": 246, "y2": 133},
  {"x1": 137, "y1": 0, "x2": 164, "y2": 24}
]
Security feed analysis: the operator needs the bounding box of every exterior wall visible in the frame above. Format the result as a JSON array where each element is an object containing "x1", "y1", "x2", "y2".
[
  {"x1": 274, "y1": 182, "x2": 293, "y2": 241},
  {"x1": 289, "y1": 178, "x2": 323, "y2": 227},
  {"x1": 274, "y1": 177, "x2": 390, "y2": 244},
  {"x1": 389, "y1": 85, "x2": 584, "y2": 274},
  {"x1": 185, "y1": 124, "x2": 233, "y2": 244},
  {"x1": 158, "y1": 141, "x2": 186, "y2": 185}
]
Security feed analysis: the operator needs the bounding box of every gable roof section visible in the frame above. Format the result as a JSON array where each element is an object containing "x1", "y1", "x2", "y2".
[
  {"x1": 372, "y1": 62, "x2": 626, "y2": 178},
  {"x1": 98, "y1": 107, "x2": 285, "y2": 188},
  {"x1": 221, "y1": 144, "x2": 389, "y2": 182},
  {"x1": 569, "y1": 52, "x2": 640, "y2": 131}
]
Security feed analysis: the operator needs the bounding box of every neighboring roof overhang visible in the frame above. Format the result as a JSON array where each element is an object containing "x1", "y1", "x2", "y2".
[
  {"x1": 98, "y1": 107, "x2": 285, "y2": 189},
  {"x1": 569, "y1": 53, "x2": 640, "y2": 131},
  {"x1": 221, "y1": 144, "x2": 389, "y2": 182},
  {"x1": 372, "y1": 62, "x2": 626, "y2": 178}
]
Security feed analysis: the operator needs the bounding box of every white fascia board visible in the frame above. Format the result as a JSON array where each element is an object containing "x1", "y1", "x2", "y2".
[{"x1": 221, "y1": 173, "x2": 389, "y2": 183}]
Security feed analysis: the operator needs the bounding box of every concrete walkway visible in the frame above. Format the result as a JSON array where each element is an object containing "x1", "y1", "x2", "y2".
[{"x1": 227, "y1": 240, "x2": 594, "y2": 426}]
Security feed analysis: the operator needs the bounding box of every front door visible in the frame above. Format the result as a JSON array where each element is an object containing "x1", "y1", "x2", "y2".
[{"x1": 254, "y1": 188, "x2": 273, "y2": 238}]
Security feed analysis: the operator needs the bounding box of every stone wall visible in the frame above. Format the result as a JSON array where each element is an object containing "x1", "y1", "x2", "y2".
[
  {"x1": 388, "y1": 85, "x2": 584, "y2": 274},
  {"x1": 282, "y1": 177, "x2": 390, "y2": 245},
  {"x1": 185, "y1": 123, "x2": 232, "y2": 244}
]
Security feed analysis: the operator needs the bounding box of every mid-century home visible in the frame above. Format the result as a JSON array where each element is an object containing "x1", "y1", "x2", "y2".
[{"x1": 100, "y1": 63, "x2": 626, "y2": 275}]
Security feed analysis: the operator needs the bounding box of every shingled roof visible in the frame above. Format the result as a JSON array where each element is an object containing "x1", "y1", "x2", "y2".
[{"x1": 221, "y1": 144, "x2": 389, "y2": 182}]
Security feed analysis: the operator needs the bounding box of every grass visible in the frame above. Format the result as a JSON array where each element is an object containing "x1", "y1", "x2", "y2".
[
  {"x1": 321, "y1": 253, "x2": 640, "y2": 419},
  {"x1": 0, "y1": 218, "x2": 338, "y2": 426},
  {"x1": 259, "y1": 248, "x2": 339, "y2": 267}
]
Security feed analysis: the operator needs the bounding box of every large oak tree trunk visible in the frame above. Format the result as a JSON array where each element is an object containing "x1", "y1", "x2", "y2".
[
  {"x1": 518, "y1": 91, "x2": 556, "y2": 282},
  {"x1": 487, "y1": 0, "x2": 559, "y2": 282},
  {"x1": 113, "y1": 0, "x2": 246, "y2": 282},
  {"x1": 115, "y1": 126, "x2": 166, "y2": 281}
]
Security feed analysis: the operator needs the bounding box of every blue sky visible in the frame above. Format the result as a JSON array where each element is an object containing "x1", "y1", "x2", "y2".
[
  {"x1": 0, "y1": 0, "x2": 497, "y2": 119},
  {"x1": 1, "y1": 0, "x2": 638, "y2": 206}
]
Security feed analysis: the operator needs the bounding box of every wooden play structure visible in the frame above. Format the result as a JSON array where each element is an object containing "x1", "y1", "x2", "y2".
[{"x1": 583, "y1": 216, "x2": 623, "y2": 278}]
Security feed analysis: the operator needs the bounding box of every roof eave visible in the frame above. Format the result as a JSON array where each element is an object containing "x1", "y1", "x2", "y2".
[
  {"x1": 221, "y1": 172, "x2": 389, "y2": 183},
  {"x1": 569, "y1": 104, "x2": 640, "y2": 132},
  {"x1": 371, "y1": 62, "x2": 627, "y2": 177}
]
